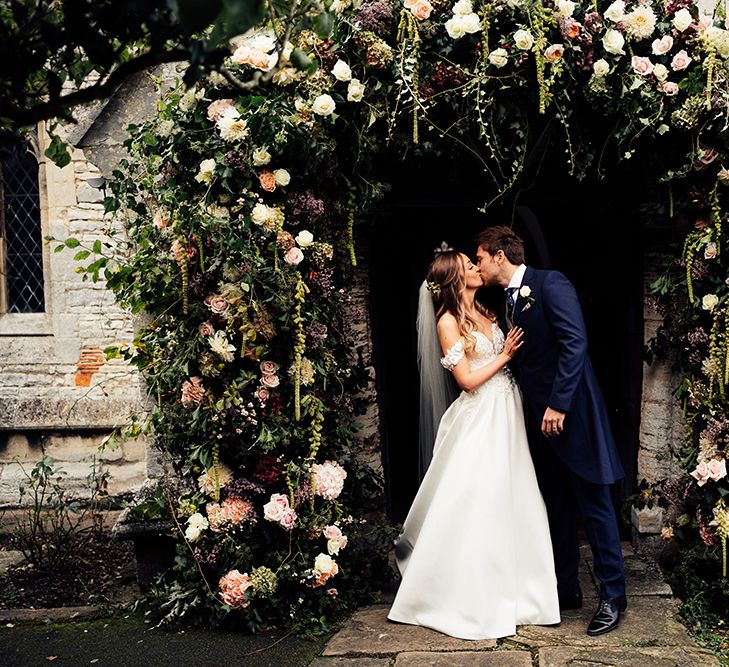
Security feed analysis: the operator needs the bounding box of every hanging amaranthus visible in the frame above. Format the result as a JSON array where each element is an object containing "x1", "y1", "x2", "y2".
[
  {"x1": 705, "y1": 46, "x2": 716, "y2": 110},
  {"x1": 682, "y1": 230, "x2": 700, "y2": 304},
  {"x1": 710, "y1": 498, "x2": 729, "y2": 577},
  {"x1": 211, "y1": 442, "x2": 221, "y2": 502},
  {"x1": 530, "y1": 4, "x2": 550, "y2": 114},
  {"x1": 293, "y1": 274, "x2": 309, "y2": 420},
  {"x1": 397, "y1": 9, "x2": 421, "y2": 143},
  {"x1": 709, "y1": 306, "x2": 726, "y2": 397},
  {"x1": 347, "y1": 185, "x2": 357, "y2": 267},
  {"x1": 306, "y1": 397, "x2": 325, "y2": 460},
  {"x1": 171, "y1": 237, "x2": 189, "y2": 315}
]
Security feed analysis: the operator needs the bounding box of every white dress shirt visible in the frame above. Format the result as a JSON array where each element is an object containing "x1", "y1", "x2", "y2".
[{"x1": 506, "y1": 264, "x2": 528, "y2": 302}]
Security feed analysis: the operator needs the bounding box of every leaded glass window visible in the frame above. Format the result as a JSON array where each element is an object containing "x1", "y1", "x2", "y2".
[{"x1": 1, "y1": 141, "x2": 45, "y2": 314}]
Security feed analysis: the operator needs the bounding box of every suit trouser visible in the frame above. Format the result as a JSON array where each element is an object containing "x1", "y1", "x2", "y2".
[{"x1": 528, "y1": 430, "x2": 626, "y2": 601}]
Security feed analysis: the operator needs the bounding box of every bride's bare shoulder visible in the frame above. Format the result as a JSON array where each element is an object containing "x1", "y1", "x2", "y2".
[{"x1": 437, "y1": 311, "x2": 459, "y2": 335}]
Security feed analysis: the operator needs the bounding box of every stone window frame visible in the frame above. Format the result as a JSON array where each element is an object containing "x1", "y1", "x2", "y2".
[{"x1": 0, "y1": 123, "x2": 53, "y2": 336}]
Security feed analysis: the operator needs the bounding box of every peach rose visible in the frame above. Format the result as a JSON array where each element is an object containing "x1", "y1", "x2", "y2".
[
  {"x1": 204, "y1": 294, "x2": 230, "y2": 315},
  {"x1": 231, "y1": 46, "x2": 252, "y2": 65},
  {"x1": 181, "y1": 376, "x2": 205, "y2": 405},
  {"x1": 691, "y1": 461, "x2": 710, "y2": 486},
  {"x1": 263, "y1": 493, "x2": 289, "y2": 522},
  {"x1": 561, "y1": 20, "x2": 580, "y2": 38},
  {"x1": 706, "y1": 458, "x2": 727, "y2": 482},
  {"x1": 261, "y1": 373, "x2": 280, "y2": 389},
  {"x1": 284, "y1": 247, "x2": 304, "y2": 265},
  {"x1": 256, "y1": 387, "x2": 270, "y2": 403},
  {"x1": 410, "y1": 0, "x2": 433, "y2": 20},
  {"x1": 545, "y1": 44, "x2": 564, "y2": 61},
  {"x1": 659, "y1": 81, "x2": 678, "y2": 96},
  {"x1": 280, "y1": 508, "x2": 297, "y2": 531},
  {"x1": 259, "y1": 170, "x2": 277, "y2": 192},
  {"x1": 199, "y1": 321, "x2": 215, "y2": 337},
  {"x1": 260, "y1": 360, "x2": 280, "y2": 375}
]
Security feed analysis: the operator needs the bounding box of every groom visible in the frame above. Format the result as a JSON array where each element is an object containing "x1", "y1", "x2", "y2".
[{"x1": 475, "y1": 225, "x2": 627, "y2": 636}]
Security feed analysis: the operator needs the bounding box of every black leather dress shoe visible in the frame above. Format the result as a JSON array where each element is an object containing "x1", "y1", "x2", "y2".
[
  {"x1": 558, "y1": 589, "x2": 582, "y2": 610},
  {"x1": 586, "y1": 597, "x2": 627, "y2": 636}
]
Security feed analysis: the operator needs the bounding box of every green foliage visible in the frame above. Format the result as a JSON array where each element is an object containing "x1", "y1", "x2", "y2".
[{"x1": 3, "y1": 456, "x2": 112, "y2": 570}]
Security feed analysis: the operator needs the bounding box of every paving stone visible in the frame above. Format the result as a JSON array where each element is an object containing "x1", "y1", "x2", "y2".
[
  {"x1": 538, "y1": 645, "x2": 721, "y2": 667},
  {"x1": 514, "y1": 596, "x2": 691, "y2": 648},
  {"x1": 0, "y1": 550, "x2": 24, "y2": 573},
  {"x1": 396, "y1": 650, "x2": 533, "y2": 666},
  {"x1": 309, "y1": 658, "x2": 392, "y2": 667},
  {"x1": 0, "y1": 606, "x2": 105, "y2": 624},
  {"x1": 322, "y1": 606, "x2": 497, "y2": 657}
]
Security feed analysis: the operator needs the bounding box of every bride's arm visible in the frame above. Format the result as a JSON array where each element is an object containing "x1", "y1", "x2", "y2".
[{"x1": 437, "y1": 315, "x2": 523, "y2": 392}]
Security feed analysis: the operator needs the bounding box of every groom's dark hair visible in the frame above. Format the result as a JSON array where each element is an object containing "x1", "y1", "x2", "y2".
[{"x1": 475, "y1": 226, "x2": 525, "y2": 265}]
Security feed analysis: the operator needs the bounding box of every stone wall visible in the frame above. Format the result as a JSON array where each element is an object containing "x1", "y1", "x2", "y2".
[{"x1": 0, "y1": 126, "x2": 146, "y2": 505}]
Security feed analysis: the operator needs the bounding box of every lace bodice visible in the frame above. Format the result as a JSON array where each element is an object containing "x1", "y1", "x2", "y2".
[{"x1": 440, "y1": 323, "x2": 516, "y2": 394}]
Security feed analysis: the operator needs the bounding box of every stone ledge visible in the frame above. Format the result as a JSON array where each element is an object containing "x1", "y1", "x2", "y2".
[
  {"x1": 396, "y1": 651, "x2": 532, "y2": 666},
  {"x1": 538, "y1": 645, "x2": 721, "y2": 667},
  {"x1": 0, "y1": 606, "x2": 107, "y2": 625}
]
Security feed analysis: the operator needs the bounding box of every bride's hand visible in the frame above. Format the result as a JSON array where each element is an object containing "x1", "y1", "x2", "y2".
[{"x1": 502, "y1": 327, "x2": 524, "y2": 359}]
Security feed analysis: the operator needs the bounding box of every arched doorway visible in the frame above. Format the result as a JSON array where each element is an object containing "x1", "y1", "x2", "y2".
[{"x1": 368, "y1": 148, "x2": 643, "y2": 532}]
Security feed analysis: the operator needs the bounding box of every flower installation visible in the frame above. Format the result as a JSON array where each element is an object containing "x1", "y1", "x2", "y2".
[{"x1": 55, "y1": 0, "x2": 729, "y2": 627}]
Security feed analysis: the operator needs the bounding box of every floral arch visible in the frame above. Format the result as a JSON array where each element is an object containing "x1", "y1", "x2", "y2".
[{"x1": 60, "y1": 0, "x2": 729, "y2": 629}]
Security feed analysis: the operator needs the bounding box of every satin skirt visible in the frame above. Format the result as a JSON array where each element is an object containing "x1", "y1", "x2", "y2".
[{"x1": 388, "y1": 375, "x2": 560, "y2": 640}]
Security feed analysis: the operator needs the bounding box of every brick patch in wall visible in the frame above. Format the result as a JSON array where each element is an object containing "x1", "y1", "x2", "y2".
[{"x1": 75, "y1": 345, "x2": 106, "y2": 386}]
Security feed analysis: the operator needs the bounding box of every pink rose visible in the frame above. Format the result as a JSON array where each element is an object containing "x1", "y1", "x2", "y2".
[
  {"x1": 545, "y1": 44, "x2": 565, "y2": 61},
  {"x1": 659, "y1": 81, "x2": 679, "y2": 96},
  {"x1": 259, "y1": 170, "x2": 277, "y2": 192},
  {"x1": 694, "y1": 147, "x2": 719, "y2": 171},
  {"x1": 207, "y1": 99, "x2": 236, "y2": 122},
  {"x1": 181, "y1": 376, "x2": 205, "y2": 405},
  {"x1": 651, "y1": 35, "x2": 673, "y2": 55},
  {"x1": 263, "y1": 493, "x2": 289, "y2": 522},
  {"x1": 199, "y1": 321, "x2": 215, "y2": 337},
  {"x1": 327, "y1": 588, "x2": 339, "y2": 597},
  {"x1": 690, "y1": 461, "x2": 710, "y2": 486},
  {"x1": 280, "y1": 508, "x2": 297, "y2": 531},
  {"x1": 284, "y1": 247, "x2": 304, "y2": 265},
  {"x1": 219, "y1": 570, "x2": 252, "y2": 608},
  {"x1": 231, "y1": 46, "x2": 252, "y2": 65},
  {"x1": 561, "y1": 20, "x2": 581, "y2": 39},
  {"x1": 706, "y1": 458, "x2": 727, "y2": 482},
  {"x1": 631, "y1": 56, "x2": 654, "y2": 76},
  {"x1": 671, "y1": 49, "x2": 692, "y2": 71},
  {"x1": 256, "y1": 387, "x2": 270, "y2": 403},
  {"x1": 410, "y1": 0, "x2": 432, "y2": 20},
  {"x1": 323, "y1": 525, "x2": 343, "y2": 540},
  {"x1": 261, "y1": 373, "x2": 280, "y2": 389},
  {"x1": 260, "y1": 360, "x2": 280, "y2": 375},
  {"x1": 250, "y1": 49, "x2": 273, "y2": 70},
  {"x1": 204, "y1": 294, "x2": 230, "y2": 315}
]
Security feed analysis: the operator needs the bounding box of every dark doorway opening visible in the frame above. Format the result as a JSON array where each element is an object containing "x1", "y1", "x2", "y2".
[{"x1": 367, "y1": 147, "x2": 643, "y2": 536}]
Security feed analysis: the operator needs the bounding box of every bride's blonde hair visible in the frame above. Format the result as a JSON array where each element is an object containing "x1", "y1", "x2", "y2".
[{"x1": 426, "y1": 252, "x2": 495, "y2": 353}]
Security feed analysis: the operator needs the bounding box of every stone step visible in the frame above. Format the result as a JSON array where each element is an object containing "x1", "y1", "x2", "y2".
[{"x1": 538, "y1": 645, "x2": 721, "y2": 666}]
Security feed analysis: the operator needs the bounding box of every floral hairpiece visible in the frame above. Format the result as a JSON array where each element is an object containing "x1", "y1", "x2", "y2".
[{"x1": 426, "y1": 281, "x2": 441, "y2": 295}]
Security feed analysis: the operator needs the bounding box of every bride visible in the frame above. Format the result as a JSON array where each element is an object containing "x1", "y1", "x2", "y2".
[{"x1": 387, "y1": 250, "x2": 560, "y2": 640}]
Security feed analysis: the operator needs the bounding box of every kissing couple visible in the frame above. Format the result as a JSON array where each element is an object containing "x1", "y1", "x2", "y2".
[{"x1": 388, "y1": 225, "x2": 627, "y2": 640}]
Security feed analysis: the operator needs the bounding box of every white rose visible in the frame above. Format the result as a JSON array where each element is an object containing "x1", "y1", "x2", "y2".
[
  {"x1": 252, "y1": 147, "x2": 272, "y2": 166},
  {"x1": 673, "y1": 8, "x2": 693, "y2": 32},
  {"x1": 604, "y1": 0, "x2": 626, "y2": 22},
  {"x1": 488, "y1": 48, "x2": 509, "y2": 68},
  {"x1": 461, "y1": 13, "x2": 481, "y2": 33},
  {"x1": 157, "y1": 120, "x2": 175, "y2": 137},
  {"x1": 332, "y1": 60, "x2": 352, "y2": 82},
  {"x1": 702, "y1": 294, "x2": 719, "y2": 311},
  {"x1": 593, "y1": 58, "x2": 610, "y2": 76},
  {"x1": 347, "y1": 78, "x2": 366, "y2": 102},
  {"x1": 653, "y1": 63, "x2": 669, "y2": 81},
  {"x1": 452, "y1": 0, "x2": 472, "y2": 15},
  {"x1": 273, "y1": 169, "x2": 291, "y2": 186},
  {"x1": 312, "y1": 94, "x2": 336, "y2": 116},
  {"x1": 514, "y1": 28, "x2": 534, "y2": 50},
  {"x1": 519, "y1": 285, "x2": 532, "y2": 298},
  {"x1": 555, "y1": 0, "x2": 575, "y2": 18},
  {"x1": 251, "y1": 203, "x2": 273, "y2": 226},
  {"x1": 185, "y1": 525, "x2": 202, "y2": 542},
  {"x1": 602, "y1": 29, "x2": 626, "y2": 55},
  {"x1": 296, "y1": 230, "x2": 314, "y2": 247},
  {"x1": 445, "y1": 15, "x2": 466, "y2": 39},
  {"x1": 313, "y1": 553, "x2": 337, "y2": 576},
  {"x1": 195, "y1": 158, "x2": 217, "y2": 184}
]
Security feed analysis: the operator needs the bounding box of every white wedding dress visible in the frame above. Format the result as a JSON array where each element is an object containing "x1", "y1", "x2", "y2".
[{"x1": 388, "y1": 323, "x2": 560, "y2": 640}]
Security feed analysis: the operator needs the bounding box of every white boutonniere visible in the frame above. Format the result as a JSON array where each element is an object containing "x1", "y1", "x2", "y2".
[{"x1": 519, "y1": 285, "x2": 536, "y2": 311}]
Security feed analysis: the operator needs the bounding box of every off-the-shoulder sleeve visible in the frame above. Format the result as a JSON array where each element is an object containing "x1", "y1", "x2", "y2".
[{"x1": 440, "y1": 340, "x2": 465, "y2": 371}]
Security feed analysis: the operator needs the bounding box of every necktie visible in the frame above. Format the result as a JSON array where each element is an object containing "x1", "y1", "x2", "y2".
[{"x1": 505, "y1": 287, "x2": 517, "y2": 328}]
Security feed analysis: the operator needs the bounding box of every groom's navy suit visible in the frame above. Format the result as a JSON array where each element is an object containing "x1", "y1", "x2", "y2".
[{"x1": 503, "y1": 266, "x2": 626, "y2": 602}]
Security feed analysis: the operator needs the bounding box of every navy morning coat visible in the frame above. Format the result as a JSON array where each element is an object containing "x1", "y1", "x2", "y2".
[{"x1": 504, "y1": 266, "x2": 625, "y2": 485}]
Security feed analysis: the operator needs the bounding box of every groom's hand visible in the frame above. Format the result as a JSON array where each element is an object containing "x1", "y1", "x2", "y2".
[{"x1": 542, "y1": 407, "x2": 565, "y2": 437}]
